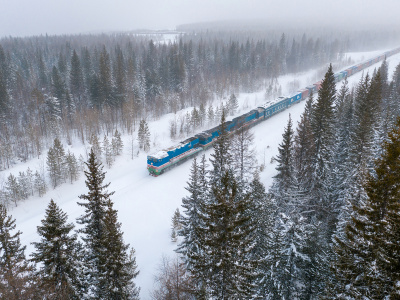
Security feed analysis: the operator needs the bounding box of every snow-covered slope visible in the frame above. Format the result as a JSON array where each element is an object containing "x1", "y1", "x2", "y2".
[{"x1": 6, "y1": 48, "x2": 400, "y2": 299}]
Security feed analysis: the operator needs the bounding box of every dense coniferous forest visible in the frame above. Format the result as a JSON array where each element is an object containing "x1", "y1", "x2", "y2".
[
  {"x1": 175, "y1": 59, "x2": 400, "y2": 298},
  {"x1": 1, "y1": 26, "x2": 400, "y2": 298},
  {"x1": 1, "y1": 28, "x2": 397, "y2": 168}
]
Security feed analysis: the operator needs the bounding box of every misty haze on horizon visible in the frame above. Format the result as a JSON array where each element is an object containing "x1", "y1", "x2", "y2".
[{"x1": 1, "y1": 0, "x2": 400, "y2": 38}]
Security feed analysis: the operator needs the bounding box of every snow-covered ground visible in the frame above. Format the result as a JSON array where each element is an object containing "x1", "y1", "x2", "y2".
[{"x1": 5, "y1": 48, "x2": 400, "y2": 299}]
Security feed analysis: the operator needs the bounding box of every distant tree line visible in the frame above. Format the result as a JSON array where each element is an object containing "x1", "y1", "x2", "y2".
[{"x1": 0, "y1": 29, "x2": 356, "y2": 168}]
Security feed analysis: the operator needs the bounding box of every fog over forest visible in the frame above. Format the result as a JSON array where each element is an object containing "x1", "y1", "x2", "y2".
[
  {"x1": 1, "y1": 0, "x2": 400, "y2": 37},
  {"x1": 2, "y1": 0, "x2": 400, "y2": 299}
]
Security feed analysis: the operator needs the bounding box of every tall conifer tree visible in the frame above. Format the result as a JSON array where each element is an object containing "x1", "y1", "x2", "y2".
[
  {"x1": 77, "y1": 148, "x2": 115, "y2": 298},
  {"x1": 31, "y1": 199, "x2": 82, "y2": 299},
  {"x1": 0, "y1": 204, "x2": 35, "y2": 299},
  {"x1": 332, "y1": 117, "x2": 400, "y2": 298}
]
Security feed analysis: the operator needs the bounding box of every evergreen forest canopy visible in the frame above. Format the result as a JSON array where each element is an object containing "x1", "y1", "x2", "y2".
[
  {"x1": 174, "y1": 59, "x2": 400, "y2": 299},
  {"x1": 0, "y1": 28, "x2": 398, "y2": 168},
  {"x1": 1, "y1": 24, "x2": 400, "y2": 298}
]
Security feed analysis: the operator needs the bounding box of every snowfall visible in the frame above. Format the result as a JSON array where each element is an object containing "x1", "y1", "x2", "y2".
[{"x1": 3, "y1": 46, "x2": 400, "y2": 299}]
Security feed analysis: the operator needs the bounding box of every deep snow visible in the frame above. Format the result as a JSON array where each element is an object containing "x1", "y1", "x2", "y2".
[{"x1": 3, "y1": 48, "x2": 400, "y2": 299}]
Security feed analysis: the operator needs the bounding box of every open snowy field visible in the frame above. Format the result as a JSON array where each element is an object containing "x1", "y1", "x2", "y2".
[{"x1": 5, "y1": 48, "x2": 400, "y2": 299}]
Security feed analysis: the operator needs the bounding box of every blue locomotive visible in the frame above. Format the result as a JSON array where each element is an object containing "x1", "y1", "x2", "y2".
[{"x1": 147, "y1": 47, "x2": 400, "y2": 176}]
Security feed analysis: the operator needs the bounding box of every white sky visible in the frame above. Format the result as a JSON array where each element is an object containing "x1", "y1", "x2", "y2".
[{"x1": 0, "y1": 0, "x2": 400, "y2": 37}]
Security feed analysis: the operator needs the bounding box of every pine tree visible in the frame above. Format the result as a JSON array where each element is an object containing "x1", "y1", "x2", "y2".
[
  {"x1": 207, "y1": 105, "x2": 214, "y2": 126},
  {"x1": 113, "y1": 46, "x2": 127, "y2": 107},
  {"x1": 0, "y1": 62, "x2": 10, "y2": 125},
  {"x1": 302, "y1": 220, "x2": 330, "y2": 299},
  {"x1": 111, "y1": 129, "x2": 123, "y2": 156},
  {"x1": 47, "y1": 138, "x2": 66, "y2": 188},
  {"x1": 191, "y1": 107, "x2": 201, "y2": 130},
  {"x1": 65, "y1": 150, "x2": 79, "y2": 183},
  {"x1": 293, "y1": 109, "x2": 315, "y2": 193},
  {"x1": 228, "y1": 93, "x2": 239, "y2": 116},
  {"x1": 345, "y1": 74, "x2": 376, "y2": 209},
  {"x1": 138, "y1": 119, "x2": 150, "y2": 152},
  {"x1": 69, "y1": 49, "x2": 84, "y2": 104},
  {"x1": 275, "y1": 213, "x2": 308, "y2": 299},
  {"x1": 309, "y1": 64, "x2": 336, "y2": 219},
  {"x1": 103, "y1": 135, "x2": 113, "y2": 168},
  {"x1": 34, "y1": 171, "x2": 47, "y2": 197},
  {"x1": 199, "y1": 103, "x2": 206, "y2": 126},
  {"x1": 31, "y1": 199, "x2": 82, "y2": 299},
  {"x1": 77, "y1": 149, "x2": 139, "y2": 298},
  {"x1": 177, "y1": 158, "x2": 208, "y2": 295},
  {"x1": 25, "y1": 168, "x2": 34, "y2": 197},
  {"x1": 331, "y1": 117, "x2": 400, "y2": 298},
  {"x1": 17, "y1": 171, "x2": 29, "y2": 200},
  {"x1": 45, "y1": 95, "x2": 62, "y2": 137},
  {"x1": 5, "y1": 174, "x2": 21, "y2": 206},
  {"x1": 209, "y1": 110, "x2": 232, "y2": 187},
  {"x1": 77, "y1": 148, "x2": 115, "y2": 298},
  {"x1": 231, "y1": 126, "x2": 257, "y2": 183},
  {"x1": 0, "y1": 204, "x2": 35, "y2": 299},
  {"x1": 100, "y1": 200, "x2": 140, "y2": 299},
  {"x1": 248, "y1": 173, "x2": 278, "y2": 298},
  {"x1": 51, "y1": 66, "x2": 65, "y2": 101},
  {"x1": 171, "y1": 208, "x2": 181, "y2": 242},
  {"x1": 329, "y1": 78, "x2": 354, "y2": 226},
  {"x1": 98, "y1": 46, "x2": 114, "y2": 108},
  {"x1": 271, "y1": 115, "x2": 295, "y2": 208},
  {"x1": 89, "y1": 133, "x2": 102, "y2": 160},
  {"x1": 204, "y1": 170, "x2": 258, "y2": 299}
]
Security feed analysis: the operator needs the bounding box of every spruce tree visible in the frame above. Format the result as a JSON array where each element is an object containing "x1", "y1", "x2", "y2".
[
  {"x1": 51, "y1": 66, "x2": 65, "y2": 101},
  {"x1": 209, "y1": 111, "x2": 231, "y2": 187},
  {"x1": 103, "y1": 135, "x2": 113, "y2": 168},
  {"x1": 171, "y1": 208, "x2": 181, "y2": 242},
  {"x1": 138, "y1": 119, "x2": 150, "y2": 152},
  {"x1": 47, "y1": 138, "x2": 66, "y2": 188},
  {"x1": 112, "y1": 129, "x2": 123, "y2": 156},
  {"x1": 248, "y1": 173, "x2": 277, "y2": 298},
  {"x1": 77, "y1": 149, "x2": 139, "y2": 298},
  {"x1": 177, "y1": 158, "x2": 208, "y2": 296},
  {"x1": 207, "y1": 105, "x2": 214, "y2": 125},
  {"x1": 34, "y1": 171, "x2": 47, "y2": 197},
  {"x1": 228, "y1": 93, "x2": 239, "y2": 115},
  {"x1": 293, "y1": 109, "x2": 315, "y2": 193},
  {"x1": 331, "y1": 117, "x2": 400, "y2": 298},
  {"x1": 89, "y1": 133, "x2": 102, "y2": 160},
  {"x1": 309, "y1": 64, "x2": 336, "y2": 219},
  {"x1": 65, "y1": 150, "x2": 79, "y2": 184},
  {"x1": 5, "y1": 174, "x2": 21, "y2": 206},
  {"x1": 98, "y1": 46, "x2": 114, "y2": 108},
  {"x1": 271, "y1": 115, "x2": 295, "y2": 208},
  {"x1": 69, "y1": 49, "x2": 84, "y2": 104},
  {"x1": 231, "y1": 126, "x2": 256, "y2": 183},
  {"x1": 113, "y1": 46, "x2": 127, "y2": 107},
  {"x1": 100, "y1": 200, "x2": 140, "y2": 299},
  {"x1": 77, "y1": 148, "x2": 115, "y2": 298},
  {"x1": 365, "y1": 116, "x2": 400, "y2": 296},
  {"x1": 0, "y1": 204, "x2": 35, "y2": 299},
  {"x1": 31, "y1": 199, "x2": 82, "y2": 299},
  {"x1": 0, "y1": 64, "x2": 9, "y2": 125},
  {"x1": 203, "y1": 170, "x2": 258, "y2": 299}
]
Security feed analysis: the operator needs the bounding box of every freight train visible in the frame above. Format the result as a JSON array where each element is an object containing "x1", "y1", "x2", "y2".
[{"x1": 147, "y1": 47, "x2": 400, "y2": 176}]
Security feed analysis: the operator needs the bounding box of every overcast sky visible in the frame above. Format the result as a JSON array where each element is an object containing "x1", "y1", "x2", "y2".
[{"x1": 1, "y1": 0, "x2": 400, "y2": 37}]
